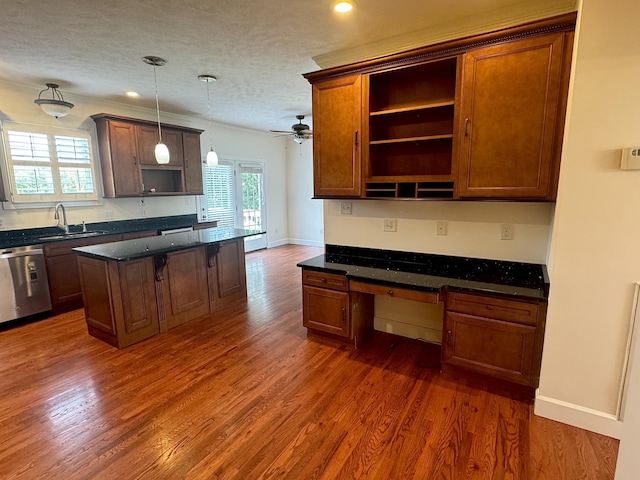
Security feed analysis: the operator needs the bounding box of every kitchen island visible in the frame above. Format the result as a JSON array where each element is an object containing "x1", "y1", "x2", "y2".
[{"x1": 74, "y1": 228, "x2": 262, "y2": 348}]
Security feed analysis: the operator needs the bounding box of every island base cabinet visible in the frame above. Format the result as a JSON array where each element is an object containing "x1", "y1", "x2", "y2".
[
  {"x1": 78, "y1": 256, "x2": 159, "y2": 348},
  {"x1": 207, "y1": 239, "x2": 248, "y2": 311},
  {"x1": 158, "y1": 247, "x2": 210, "y2": 331}
]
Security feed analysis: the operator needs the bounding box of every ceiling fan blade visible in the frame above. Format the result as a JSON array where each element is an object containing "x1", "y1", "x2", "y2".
[{"x1": 269, "y1": 129, "x2": 294, "y2": 134}]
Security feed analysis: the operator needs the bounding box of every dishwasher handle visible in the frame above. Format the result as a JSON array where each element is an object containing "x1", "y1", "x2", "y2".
[{"x1": 0, "y1": 248, "x2": 44, "y2": 259}]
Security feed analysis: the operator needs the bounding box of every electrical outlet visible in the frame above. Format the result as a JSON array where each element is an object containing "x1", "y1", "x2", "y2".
[
  {"x1": 184, "y1": 197, "x2": 190, "y2": 206},
  {"x1": 501, "y1": 223, "x2": 514, "y2": 240},
  {"x1": 105, "y1": 211, "x2": 114, "y2": 220},
  {"x1": 436, "y1": 221, "x2": 448, "y2": 236},
  {"x1": 340, "y1": 202, "x2": 352, "y2": 215},
  {"x1": 383, "y1": 218, "x2": 397, "y2": 232},
  {"x1": 141, "y1": 208, "x2": 147, "y2": 217}
]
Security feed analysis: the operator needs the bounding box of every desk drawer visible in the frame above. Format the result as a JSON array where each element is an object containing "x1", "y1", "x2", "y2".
[
  {"x1": 349, "y1": 280, "x2": 438, "y2": 304},
  {"x1": 302, "y1": 269, "x2": 348, "y2": 291},
  {"x1": 446, "y1": 291, "x2": 539, "y2": 326}
]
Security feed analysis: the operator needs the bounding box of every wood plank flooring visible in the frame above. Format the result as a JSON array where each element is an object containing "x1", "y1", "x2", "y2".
[{"x1": 0, "y1": 245, "x2": 618, "y2": 479}]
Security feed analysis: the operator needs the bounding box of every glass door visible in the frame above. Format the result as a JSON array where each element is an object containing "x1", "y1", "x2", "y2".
[
  {"x1": 240, "y1": 163, "x2": 266, "y2": 252},
  {"x1": 199, "y1": 159, "x2": 267, "y2": 252}
]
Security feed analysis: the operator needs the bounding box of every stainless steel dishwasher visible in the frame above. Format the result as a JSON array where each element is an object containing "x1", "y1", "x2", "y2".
[{"x1": 0, "y1": 244, "x2": 51, "y2": 324}]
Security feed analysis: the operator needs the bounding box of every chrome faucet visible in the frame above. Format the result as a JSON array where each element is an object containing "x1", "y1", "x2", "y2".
[{"x1": 54, "y1": 203, "x2": 69, "y2": 234}]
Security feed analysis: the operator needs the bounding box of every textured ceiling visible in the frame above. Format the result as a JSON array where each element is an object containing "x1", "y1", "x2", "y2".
[{"x1": 0, "y1": 0, "x2": 576, "y2": 134}]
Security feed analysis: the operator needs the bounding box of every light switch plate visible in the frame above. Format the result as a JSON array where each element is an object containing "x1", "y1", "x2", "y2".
[
  {"x1": 340, "y1": 202, "x2": 352, "y2": 215},
  {"x1": 436, "y1": 221, "x2": 448, "y2": 236}
]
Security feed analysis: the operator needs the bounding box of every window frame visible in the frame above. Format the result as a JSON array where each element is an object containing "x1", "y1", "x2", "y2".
[{"x1": 1, "y1": 122, "x2": 99, "y2": 204}]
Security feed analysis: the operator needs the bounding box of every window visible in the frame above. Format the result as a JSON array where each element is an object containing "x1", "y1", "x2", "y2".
[{"x1": 1, "y1": 123, "x2": 97, "y2": 202}]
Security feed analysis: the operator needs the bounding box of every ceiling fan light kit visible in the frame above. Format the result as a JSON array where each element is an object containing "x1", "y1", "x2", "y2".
[
  {"x1": 269, "y1": 114, "x2": 313, "y2": 144},
  {"x1": 34, "y1": 83, "x2": 74, "y2": 118},
  {"x1": 143, "y1": 55, "x2": 170, "y2": 165}
]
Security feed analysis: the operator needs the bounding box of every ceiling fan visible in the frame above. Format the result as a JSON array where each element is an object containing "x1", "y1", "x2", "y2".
[{"x1": 269, "y1": 115, "x2": 313, "y2": 144}]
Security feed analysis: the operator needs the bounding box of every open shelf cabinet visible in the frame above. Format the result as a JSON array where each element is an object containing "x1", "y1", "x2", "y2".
[{"x1": 364, "y1": 56, "x2": 460, "y2": 199}]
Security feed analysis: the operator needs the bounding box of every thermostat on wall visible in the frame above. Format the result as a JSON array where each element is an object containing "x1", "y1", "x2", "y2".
[{"x1": 621, "y1": 148, "x2": 640, "y2": 170}]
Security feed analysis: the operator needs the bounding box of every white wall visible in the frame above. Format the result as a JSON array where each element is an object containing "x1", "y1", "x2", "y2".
[
  {"x1": 536, "y1": 0, "x2": 640, "y2": 440},
  {"x1": 0, "y1": 80, "x2": 288, "y2": 245},
  {"x1": 285, "y1": 138, "x2": 323, "y2": 247},
  {"x1": 324, "y1": 200, "x2": 554, "y2": 264}
]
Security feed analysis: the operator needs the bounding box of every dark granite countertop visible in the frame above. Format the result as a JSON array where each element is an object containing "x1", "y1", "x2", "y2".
[
  {"x1": 297, "y1": 244, "x2": 549, "y2": 301},
  {"x1": 73, "y1": 228, "x2": 262, "y2": 261},
  {"x1": 0, "y1": 214, "x2": 217, "y2": 249}
]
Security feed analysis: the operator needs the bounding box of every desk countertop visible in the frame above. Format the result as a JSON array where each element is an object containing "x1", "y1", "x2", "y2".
[{"x1": 297, "y1": 245, "x2": 549, "y2": 300}]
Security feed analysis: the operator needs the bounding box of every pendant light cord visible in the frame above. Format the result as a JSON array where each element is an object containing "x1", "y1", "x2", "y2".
[
  {"x1": 206, "y1": 81, "x2": 212, "y2": 138},
  {"x1": 153, "y1": 65, "x2": 162, "y2": 143}
]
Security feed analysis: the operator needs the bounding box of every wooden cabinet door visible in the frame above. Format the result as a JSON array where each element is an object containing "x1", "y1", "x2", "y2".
[
  {"x1": 116, "y1": 258, "x2": 159, "y2": 347},
  {"x1": 162, "y1": 128, "x2": 186, "y2": 167},
  {"x1": 458, "y1": 33, "x2": 565, "y2": 199},
  {"x1": 136, "y1": 123, "x2": 160, "y2": 165},
  {"x1": 136, "y1": 125, "x2": 183, "y2": 167},
  {"x1": 106, "y1": 121, "x2": 142, "y2": 196},
  {"x1": 443, "y1": 311, "x2": 536, "y2": 386},
  {"x1": 303, "y1": 285, "x2": 350, "y2": 337},
  {"x1": 312, "y1": 74, "x2": 362, "y2": 197},
  {"x1": 183, "y1": 131, "x2": 203, "y2": 194},
  {"x1": 217, "y1": 239, "x2": 247, "y2": 299},
  {"x1": 46, "y1": 253, "x2": 83, "y2": 311},
  {"x1": 163, "y1": 247, "x2": 210, "y2": 329}
]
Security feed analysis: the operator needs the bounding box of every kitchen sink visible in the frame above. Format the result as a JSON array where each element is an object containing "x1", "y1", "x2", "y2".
[{"x1": 38, "y1": 231, "x2": 108, "y2": 241}]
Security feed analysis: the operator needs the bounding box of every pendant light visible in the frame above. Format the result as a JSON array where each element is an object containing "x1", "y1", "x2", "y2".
[
  {"x1": 198, "y1": 74, "x2": 219, "y2": 168},
  {"x1": 34, "y1": 83, "x2": 74, "y2": 118},
  {"x1": 142, "y1": 56, "x2": 170, "y2": 164}
]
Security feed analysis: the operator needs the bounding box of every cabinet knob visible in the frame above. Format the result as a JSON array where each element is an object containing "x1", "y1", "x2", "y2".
[
  {"x1": 354, "y1": 130, "x2": 359, "y2": 147},
  {"x1": 464, "y1": 118, "x2": 470, "y2": 137},
  {"x1": 133, "y1": 155, "x2": 137, "y2": 165},
  {"x1": 387, "y1": 289, "x2": 393, "y2": 296},
  {"x1": 447, "y1": 330, "x2": 453, "y2": 345},
  {"x1": 342, "y1": 307, "x2": 346, "y2": 321},
  {"x1": 321, "y1": 278, "x2": 327, "y2": 283},
  {"x1": 486, "y1": 305, "x2": 493, "y2": 310}
]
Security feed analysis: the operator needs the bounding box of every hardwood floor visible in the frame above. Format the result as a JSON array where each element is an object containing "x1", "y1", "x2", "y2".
[{"x1": 0, "y1": 245, "x2": 618, "y2": 479}]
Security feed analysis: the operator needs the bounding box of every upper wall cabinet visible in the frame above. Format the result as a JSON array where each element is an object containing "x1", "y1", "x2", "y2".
[
  {"x1": 92, "y1": 114, "x2": 204, "y2": 197},
  {"x1": 311, "y1": 74, "x2": 362, "y2": 197},
  {"x1": 458, "y1": 33, "x2": 570, "y2": 199},
  {"x1": 304, "y1": 13, "x2": 576, "y2": 202}
]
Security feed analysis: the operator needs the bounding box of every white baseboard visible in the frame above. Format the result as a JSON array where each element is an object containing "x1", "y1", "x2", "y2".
[
  {"x1": 267, "y1": 238, "x2": 290, "y2": 248},
  {"x1": 287, "y1": 238, "x2": 325, "y2": 247},
  {"x1": 535, "y1": 393, "x2": 622, "y2": 439}
]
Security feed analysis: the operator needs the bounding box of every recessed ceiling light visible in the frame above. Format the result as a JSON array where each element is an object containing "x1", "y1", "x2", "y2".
[
  {"x1": 333, "y1": 1, "x2": 355, "y2": 13},
  {"x1": 125, "y1": 90, "x2": 140, "y2": 98}
]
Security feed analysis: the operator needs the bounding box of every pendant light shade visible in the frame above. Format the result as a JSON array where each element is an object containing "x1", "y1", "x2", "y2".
[
  {"x1": 143, "y1": 56, "x2": 170, "y2": 164},
  {"x1": 34, "y1": 83, "x2": 74, "y2": 118},
  {"x1": 198, "y1": 74, "x2": 218, "y2": 168},
  {"x1": 206, "y1": 148, "x2": 219, "y2": 167},
  {"x1": 155, "y1": 143, "x2": 170, "y2": 164}
]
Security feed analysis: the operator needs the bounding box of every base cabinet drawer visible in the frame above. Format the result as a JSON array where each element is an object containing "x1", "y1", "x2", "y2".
[
  {"x1": 443, "y1": 311, "x2": 536, "y2": 386},
  {"x1": 303, "y1": 285, "x2": 350, "y2": 337}
]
